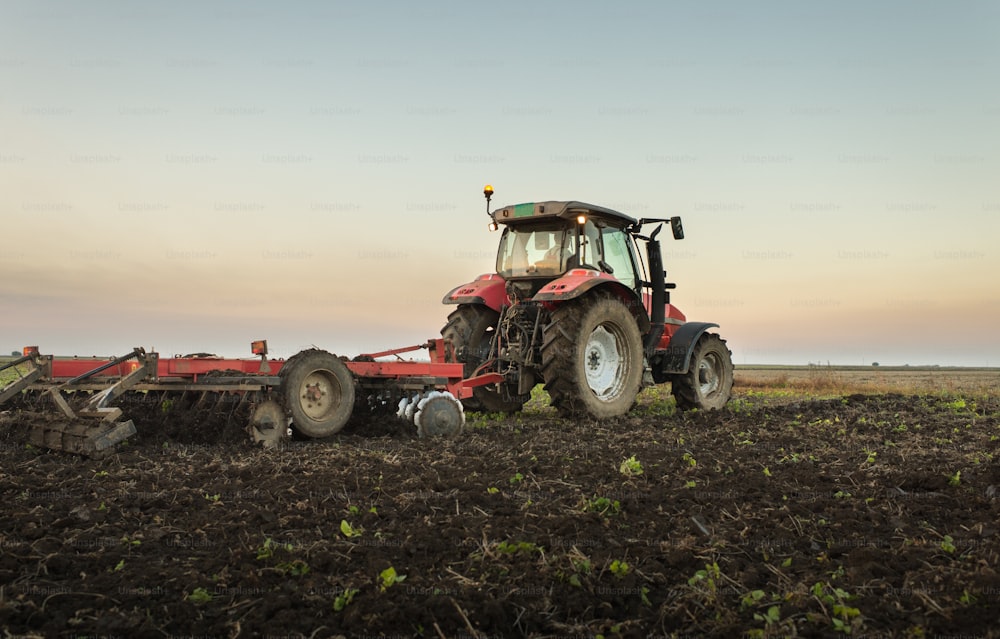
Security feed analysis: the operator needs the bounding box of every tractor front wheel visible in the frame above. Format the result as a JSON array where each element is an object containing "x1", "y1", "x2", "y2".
[
  {"x1": 671, "y1": 334, "x2": 733, "y2": 411},
  {"x1": 541, "y1": 293, "x2": 644, "y2": 418},
  {"x1": 280, "y1": 349, "x2": 356, "y2": 438}
]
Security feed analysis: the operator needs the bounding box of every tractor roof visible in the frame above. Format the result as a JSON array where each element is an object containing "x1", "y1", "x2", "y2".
[{"x1": 493, "y1": 201, "x2": 637, "y2": 227}]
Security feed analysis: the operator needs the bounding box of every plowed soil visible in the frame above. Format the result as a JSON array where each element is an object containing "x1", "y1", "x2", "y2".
[{"x1": 2, "y1": 388, "x2": 1000, "y2": 638}]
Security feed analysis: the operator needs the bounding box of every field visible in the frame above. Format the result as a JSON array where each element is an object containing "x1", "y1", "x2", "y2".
[{"x1": 1, "y1": 366, "x2": 999, "y2": 638}]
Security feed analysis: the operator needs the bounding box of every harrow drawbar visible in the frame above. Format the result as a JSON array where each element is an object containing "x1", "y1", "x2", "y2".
[{"x1": 1, "y1": 339, "x2": 486, "y2": 457}]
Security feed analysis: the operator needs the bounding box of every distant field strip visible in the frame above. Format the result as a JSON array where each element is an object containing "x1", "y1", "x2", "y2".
[{"x1": 735, "y1": 365, "x2": 1000, "y2": 395}]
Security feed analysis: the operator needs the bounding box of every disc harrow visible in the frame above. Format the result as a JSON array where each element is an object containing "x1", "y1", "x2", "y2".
[{"x1": 0, "y1": 339, "x2": 493, "y2": 457}]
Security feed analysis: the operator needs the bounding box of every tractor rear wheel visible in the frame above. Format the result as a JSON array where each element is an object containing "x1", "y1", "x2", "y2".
[
  {"x1": 280, "y1": 349, "x2": 355, "y2": 438},
  {"x1": 441, "y1": 305, "x2": 524, "y2": 413},
  {"x1": 671, "y1": 334, "x2": 733, "y2": 411},
  {"x1": 541, "y1": 292, "x2": 644, "y2": 418}
]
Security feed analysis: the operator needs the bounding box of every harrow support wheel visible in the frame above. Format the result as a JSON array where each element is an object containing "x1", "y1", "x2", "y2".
[{"x1": 280, "y1": 350, "x2": 355, "y2": 438}]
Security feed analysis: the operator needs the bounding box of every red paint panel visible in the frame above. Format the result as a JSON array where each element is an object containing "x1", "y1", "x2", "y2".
[
  {"x1": 48, "y1": 357, "x2": 285, "y2": 380},
  {"x1": 534, "y1": 268, "x2": 610, "y2": 298},
  {"x1": 443, "y1": 273, "x2": 508, "y2": 311}
]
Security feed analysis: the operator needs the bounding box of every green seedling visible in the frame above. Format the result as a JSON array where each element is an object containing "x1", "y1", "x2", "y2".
[
  {"x1": 812, "y1": 581, "x2": 863, "y2": 634},
  {"x1": 276, "y1": 559, "x2": 310, "y2": 576},
  {"x1": 188, "y1": 587, "x2": 212, "y2": 604},
  {"x1": 379, "y1": 566, "x2": 406, "y2": 591},
  {"x1": 754, "y1": 605, "x2": 781, "y2": 626},
  {"x1": 585, "y1": 496, "x2": 621, "y2": 515},
  {"x1": 256, "y1": 537, "x2": 292, "y2": 560},
  {"x1": 619, "y1": 455, "x2": 643, "y2": 477},
  {"x1": 940, "y1": 535, "x2": 956, "y2": 554},
  {"x1": 687, "y1": 562, "x2": 722, "y2": 602},
  {"x1": 340, "y1": 519, "x2": 363, "y2": 538},
  {"x1": 333, "y1": 587, "x2": 359, "y2": 611},
  {"x1": 497, "y1": 540, "x2": 540, "y2": 555},
  {"x1": 609, "y1": 559, "x2": 630, "y2": 578},
  {"x1": 943, "y1": 398, "x2": 967, "y2": 412},
  {"x1": 741, "y1": 589, "x2": 766, "y2": 610}
]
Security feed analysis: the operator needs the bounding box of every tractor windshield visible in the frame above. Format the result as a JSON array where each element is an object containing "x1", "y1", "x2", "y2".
[{"x1": 496, "y1": 222, "x2": 573, "y2": 278}]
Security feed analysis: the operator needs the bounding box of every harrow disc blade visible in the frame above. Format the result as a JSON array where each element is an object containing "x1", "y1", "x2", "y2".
[
  {"x1": 414, "y1": 391, "x2": 464, "y2": 438},
  {"x1": 249, "y1": 400, "x2": 288, "y2": 448}
]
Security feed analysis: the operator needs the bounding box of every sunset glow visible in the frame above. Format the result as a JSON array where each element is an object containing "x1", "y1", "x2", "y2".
[{"x1": 3, "y1": 2, "x2": 998, "y2": 365}]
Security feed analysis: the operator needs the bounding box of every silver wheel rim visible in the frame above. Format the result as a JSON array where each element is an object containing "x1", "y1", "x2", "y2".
[
  {"x1": 299, "y1": 370, "x2": 342, "y2": 422},
  {"x1": 698, "y1": 352, "x2": 722, "y2": 397},
  {"x1": 584, "y1": 324, "x2": 626, "y2": 401}
]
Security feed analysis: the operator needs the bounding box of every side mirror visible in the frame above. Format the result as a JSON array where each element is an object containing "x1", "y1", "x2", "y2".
[{"x1": 670, "y1": 216, "x2": 684, "y2": 240}]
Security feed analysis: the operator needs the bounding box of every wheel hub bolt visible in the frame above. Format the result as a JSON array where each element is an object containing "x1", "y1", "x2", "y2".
[{"x1": 303, "y1": 384, "x2": 325, "y2": 403}]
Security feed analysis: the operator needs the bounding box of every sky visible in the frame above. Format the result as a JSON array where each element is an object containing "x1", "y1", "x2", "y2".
[{"x1": 1, "y1": 1, "x2": 998, "y2": 366}]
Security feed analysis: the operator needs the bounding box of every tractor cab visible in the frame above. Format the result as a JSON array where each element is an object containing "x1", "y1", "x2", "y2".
[{"x1": 493, "y1": 201, "x2": 643, "y2": 299}]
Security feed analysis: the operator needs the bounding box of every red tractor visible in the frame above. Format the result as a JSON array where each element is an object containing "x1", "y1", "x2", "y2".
[{"x1": 442, "y1": 186, "x2": 733, "y2": 418}]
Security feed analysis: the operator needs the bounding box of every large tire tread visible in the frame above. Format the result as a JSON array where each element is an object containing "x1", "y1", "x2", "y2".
[
  {"x1": 671, "y1": 334, "x2": 733, "y2": 411},
  {"x1": 540, "y1": 291, "x2": 644, "y2": 419}
]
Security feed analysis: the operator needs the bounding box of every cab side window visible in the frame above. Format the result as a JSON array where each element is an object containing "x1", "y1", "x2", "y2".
[{"x1": 602, "y1": 227, "x2": 637, "y2": 291}]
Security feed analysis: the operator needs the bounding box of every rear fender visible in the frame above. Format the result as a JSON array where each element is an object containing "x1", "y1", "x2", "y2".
[
  {"x1": 657, "y1": 321, "x2": 719, "y2": 374},
  {"x1": 532, "y1": 269, "x2": 618, "y2": 301},
  {"x1": 533, "y1": 270, "x2": 650, "y2": 332},
  {"x1": 442, "y1": 273, "x2": 507, "y2": 313}
]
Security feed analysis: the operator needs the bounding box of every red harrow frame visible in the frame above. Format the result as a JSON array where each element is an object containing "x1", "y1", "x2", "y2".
[{"x1": 0, "y1": 340, "x2": 485, "y2": 456}]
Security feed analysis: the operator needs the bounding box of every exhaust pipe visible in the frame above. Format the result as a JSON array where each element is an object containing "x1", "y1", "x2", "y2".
[{"x1": 643, "y1": 225, "x2": 665, "y2": 357}]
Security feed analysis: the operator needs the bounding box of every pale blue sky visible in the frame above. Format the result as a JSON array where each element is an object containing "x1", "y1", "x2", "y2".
[{"x1": 2, "y1": 1, "x2": 998, "y2": 365}]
